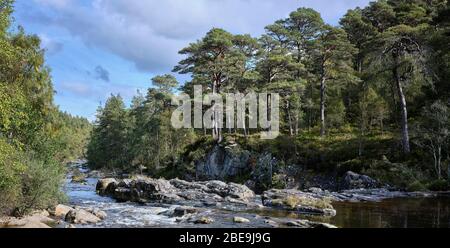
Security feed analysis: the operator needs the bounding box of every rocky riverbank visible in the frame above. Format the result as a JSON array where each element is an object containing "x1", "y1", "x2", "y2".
[{"x1": 0, "y1": 205, "x2": 107, "y2": 228}]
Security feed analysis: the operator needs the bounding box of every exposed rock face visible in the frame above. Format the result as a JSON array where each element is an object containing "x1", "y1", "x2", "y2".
[
  {"x1": 249, "y1": 153, "x2": 278, "y2": 192},
  {"x1": 195, "y1": 144, "x2": 251, "y2": 181},
  {"x1": 97, "y1": 177, "x2": 256, "y2": 205},
  {"x1": 65, "y1": 209, "x2": 101, "y2": 224},
  {"x1": 262, "y1": 189, "x2": 336, "y2": 216},
  {"x1": 340, "y1": 171, "x2": 381, "y2": 190}
]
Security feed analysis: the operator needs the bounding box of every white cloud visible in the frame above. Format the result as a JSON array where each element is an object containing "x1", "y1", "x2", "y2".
[{"x1": 28, "y1": 0, "x2": 371, "y2": 73}]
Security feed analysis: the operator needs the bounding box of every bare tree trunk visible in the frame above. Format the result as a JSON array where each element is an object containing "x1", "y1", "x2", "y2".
[
  {"x1": 393, "y1": 57, "x2": 411, "y2": 154},
  {"x1": 286, "y1": 100, "x2": 294, "y2": 136},
  {"x1": 320, "y1": 76, "x2": 326, "y2": 137},
  {"x1": 438, "y1": 146, "x2": 442, "y2": 179}
]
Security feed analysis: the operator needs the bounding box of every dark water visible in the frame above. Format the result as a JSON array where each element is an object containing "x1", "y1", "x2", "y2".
[
  {"x1": 328, "y1": 197, "x2": 450, "y2": 228},
  {"x1": 254, "y1": 197, "x2": 450, "y2": 228}
]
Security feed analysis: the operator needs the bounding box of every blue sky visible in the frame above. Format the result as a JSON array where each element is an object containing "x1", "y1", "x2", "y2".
[{"x1": 13, "y1": 0, "x2": 372, "y2": 121}]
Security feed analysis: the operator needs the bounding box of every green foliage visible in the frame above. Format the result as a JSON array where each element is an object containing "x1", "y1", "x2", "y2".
[
  {"x1": 427, "y1": 179, "x2": 449, "y2": 191},
  {"x1": 85, "y1": 0, "x2": 449, "y2": 190},
  {"x1": 0, "y1": 1, "x2": 89, "y2": 216}
]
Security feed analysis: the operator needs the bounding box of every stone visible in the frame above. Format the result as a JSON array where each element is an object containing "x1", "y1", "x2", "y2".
[
  {"x1": 233, "y1": 217, "x2": 250, "y2": 223},
  {"x1": 3, "y1": 213, "x2": 56, "y2": 228},
  {"x1": 194, "y1": 216, "x2": 214, "y2": 224},
  {"x1": 96, "y1": 176, "x2": 256, "y2": 205},
  {"x1": 172, "y1": 207, "x2": 198, "y2": 217},
  {"x1": 65, "y1": 209, "x2": 101, "y2": 224},
  {"x1": 54, "y1": 204, "x2": 74, "y2": 218},
  {"x1": 341, "y1": 171, "x2": 380, "y2": 190},
  {"x1": 90, "y1": 209, "x2": 107, "y2": 220},
  {"x1": 262, "y1": 189, "x2": 336, "y2": 216},
  {"x1": 96, "y1": 178, "x2": 118, "y2": 196}
]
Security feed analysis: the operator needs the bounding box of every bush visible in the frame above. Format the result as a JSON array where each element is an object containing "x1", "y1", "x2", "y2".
[
  {"x1": 0, "y1": 138, "x2": 66, "y2": 216},
  {"x1": 0, "y1": 139, "x2": 26, "y2": 215},
  {"x1": 407, "y1": 181, "x2": 427, "y2": 192},
  {"x1": 427, "y1": 180, "x2": 449, "y2": 191},
  {"x1": 14, "y1": 156, "x2": 66, "y2": 216}
]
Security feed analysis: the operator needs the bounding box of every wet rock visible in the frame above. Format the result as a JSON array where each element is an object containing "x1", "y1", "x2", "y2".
[
  {"x1": 262, "y1": 189, "x2": 336, "y2": 216},
  {"x1": 264, "y1": 219, "x2": 279, "y2": 227},
  {"x1": 96, "y1": 178, "x2": 118, "y2": 196},
  {"x1": 97, "y1": 177, "x2": 256, "y2": 206},
  {"x1": 65, "y1": 209, "x2": 101, "y2": 224},
  {"x1": 285, "y1": 220, "x2": 337, "y2": 228},
  {"x1": 54, "y1": 204, "x2": 74, "y2": 218},
  {"x1": 193, "y1": 216, "x2": 214, "y2": 224},
  {"x1": 233, "y1": 216, "x2": 250, "y2": 223},
  {"x1": 340, "y1": 171, "x2": 380, "y2": 190},
  {"x1": 89, "y1": 209, "x2": 107, "y2": 220},
  {"x1": 171, "y1": 206, "x2": 198, "y2": 217},
  {"x1": 71, "y1": 172, "x2": 87, "y2": 183}
]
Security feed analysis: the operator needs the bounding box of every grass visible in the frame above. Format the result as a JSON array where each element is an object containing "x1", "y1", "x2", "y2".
[{"x1": 283, "y1": 195, "x2": 333, "y2": 210}]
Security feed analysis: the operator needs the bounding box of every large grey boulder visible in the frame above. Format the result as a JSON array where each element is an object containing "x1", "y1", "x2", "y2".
[
  {"x1": 341, "y1": 171, "x2": 380, "y2": 190},
  {"x1": 96, "y1": 177, "x2": 256, "y2": 205},
  {"x1": 65, "y1": 209, "x2": 101, "y2": 224},
  {"x1": 96, "y1": 178, "x2": 118, "y2": 196},
  {"x1": 262, "y1": 189, "x2": 336, "y2": 216}
]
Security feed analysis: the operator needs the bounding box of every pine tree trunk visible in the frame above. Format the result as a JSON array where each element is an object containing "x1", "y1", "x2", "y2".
[
  {"x1": 393, "y1": 57, "x2": 411, "y2": 154},
  {"x1": 320, "y1": 76, "x2": 326, "y2": 137}
]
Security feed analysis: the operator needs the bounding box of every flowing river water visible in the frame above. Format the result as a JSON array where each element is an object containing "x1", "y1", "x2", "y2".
[{"x1": 64, "y1": 167, "x2": 450, "y2": 228}]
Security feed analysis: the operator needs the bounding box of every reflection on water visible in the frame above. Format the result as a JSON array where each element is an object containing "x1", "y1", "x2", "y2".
[
  {"x1": 253, "y1": 197, "x2": 450, "y2": 228},
  {"x1": 329, "y1": 197, "x2": 450, "y2": 228}
]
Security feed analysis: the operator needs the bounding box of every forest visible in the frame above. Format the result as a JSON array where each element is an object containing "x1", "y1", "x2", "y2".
[
  {"x1": 1, "y1": 0, "x2": 450, "y2": 218},
  {"x1": 0, "y1": 0, "x2": 91, "y2": 216},
  {"x1": 87, "y1": 0, "x2": 450, "y2": 192}
]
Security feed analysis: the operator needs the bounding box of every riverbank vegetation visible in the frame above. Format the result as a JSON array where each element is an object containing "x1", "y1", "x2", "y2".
[
  {"x1": 86, "y1": 0, "x2": 450, "y2": 191},
  {"x1": 0, "y1": 0, "x2": 91, "y2": 216}
]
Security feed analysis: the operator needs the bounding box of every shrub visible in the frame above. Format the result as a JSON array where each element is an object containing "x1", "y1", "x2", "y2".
[
  {"x1": 427, "y1": 180, "x2": 449, "y2": 192},
  {"x1": 407, "y1": 181, "x2": 427, "y2": 192},
  {"x1": 0, "y1": 138, "x2": 66, "y2": 216},
  {"x1": 283, "y1": 195, "x2": 333, "y2": 210},
  {"x1": 0, "y1": 139, "x2": 25, "y2": 215},
  {"x1": 13, "y1": 155, "x2": 66, "y2": 216}
]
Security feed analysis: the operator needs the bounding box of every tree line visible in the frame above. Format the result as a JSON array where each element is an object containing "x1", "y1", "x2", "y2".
[{"x1": 88, "y1": 0, "x2": 450, "y2": 187}]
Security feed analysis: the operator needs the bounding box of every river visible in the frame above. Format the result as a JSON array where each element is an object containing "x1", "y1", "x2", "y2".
[{"x1": 64, "y1": 169, "x2": 450, "y2": 228}]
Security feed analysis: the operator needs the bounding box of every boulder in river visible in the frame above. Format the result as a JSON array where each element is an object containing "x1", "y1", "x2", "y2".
[
  {"x1": 65, "y1": 209, "x2": 101, "y2": 224},
  {"x1": 96, "y1": 178, "x2": 119, "y2": 196},
  {"x1": 262, "y1": 189, "x2": 336, "y2": 216},
  {"x1": 233, "y1": 216, "x2": 250, "y2": 223},
  {"x1": 96, "y1": 177, "x2": 255, "y2": 206},
  {"x1": 54, "y1": 204, "x2": 74, "y2": 218}
]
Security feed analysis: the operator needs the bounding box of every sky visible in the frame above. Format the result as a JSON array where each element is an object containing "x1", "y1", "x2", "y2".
[{"x1": 13, "y1": 0, "x2": 372, "y2": 121}]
